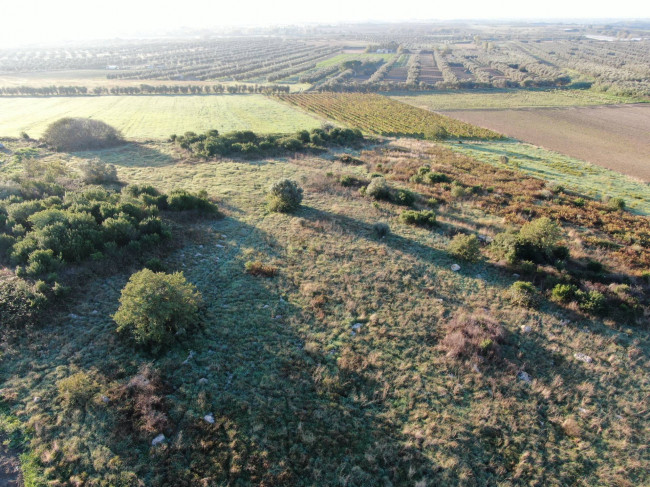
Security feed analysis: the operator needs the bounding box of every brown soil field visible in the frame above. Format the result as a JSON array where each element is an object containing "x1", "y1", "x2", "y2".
[{"x1": 441, "y1": 104, "x2": 650, "y2": 181}]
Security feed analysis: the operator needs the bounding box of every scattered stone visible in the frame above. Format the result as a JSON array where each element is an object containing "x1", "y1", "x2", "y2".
[
  {"x1": 275, "y1": 315, "x2": 282, "y2": 320},
  {"x1": 101, "y1": 396, "x2": 110, "y2": 404},
  {"x1": 560, "y1": 319, "x2": 571, "y2": 326},
  {"x1": 517, "y1": 371, "x2": 532, "y2": 383},
  {"x1": 182, "y1": 350, "x2": 196, "y2": 365},
  {"x1": 476, "y1": 274, "x2": 483, "y2": 280},
  {"x1": 91, "y1": 310, "x2": 99, "y2": 315},
  {"x1": 198, "y1": 378, "x2": 209, "y2": 385},
  {"x1": 195, "y1": 253, "x2": 202, "y2": 257},
  {"x1": 204, "y1": 413, "x2": 215, "y2": 424},
  {"x1": 351, "y1": 323, "x2": 362, "y2": 331},
  {"x1": 451, "y1": 264, "x2": 461, "y2": 272},
  {"x1": 521, "y1": 325, "x2": 532, "y2": 333},
  {"x1": 512, "y1": 273, "x2": 520, "y2": 278},
  {"x1": 68, "y1": 313, "x2": 79, "y2": 319},
  {"x1": 152, "y1": 434, "x2": 165, "y2": 446},
  {"x1": 472, "y1": 364, "x2": 480, "y2": 373},
  {"x1": 199, "y1": 245, "x2": 204, "y2": 248},
  {"x1": 263, "y1": 304, "x2": 269, "y2": 309},
  {"x1": 33, "y1": 396, "x2": 41, "y2": 403},
  {"x1": 574, "y1": 352, "x2": 593, "y2": 364},
  {"x1": 216, "y1": 244, "x2": 225, "y2": 248}
]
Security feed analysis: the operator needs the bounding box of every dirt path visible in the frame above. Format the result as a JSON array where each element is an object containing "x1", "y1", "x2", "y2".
[
  {"x1": 0, "y1": 441, "x2": 22, "y2": 487},
  {"x1": 441, "y1": 104, "x2": 650, "y2": 182}
]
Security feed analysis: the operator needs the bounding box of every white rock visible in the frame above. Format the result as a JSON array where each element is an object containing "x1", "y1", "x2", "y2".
[
  {"x1": 574, "y1": 352, "x2": 593, "y2": 364},
  {"x1": 451, "y1": 264, "x2": 461, "y2": 272},
  {"x1": 521, "y1": 325, "x2": 532, "y2": 333},
  {"x1": 33, "y1": 396, "x2": 41, "y2": 403},
  {"x1": 198, "y1": 378, "x2": 208, "y2": 385},
  {"x1": 512, "y1": 273, "x2": 520, "y2": 278},
  {"x1": 216, "y1": 244, "x2": 225, "y2": 248},
  {"x1": 152, "y1": 434, "x2": 165, "y2": 446},
  {"x1": 472, "y1": 364, "x2": 480, "y2": 373},
  {"x1": 101, "y1": 395, "x2": 110, "y2": 403},
  {"x1": 204, "y1": 413, "x2": 215, "y2": 424},
  {"x1": 351, "y1": 323, "x2": 362, "y2": 331},
  {"x1": 91, "y1": 310, "x2": 98, "y2": 315},
  {"x1": 517, "y1": 371, "x2": 532, "y2": 383},
  {"x1": 68, "y1": 313, "x2": 79, "y2": 319}
]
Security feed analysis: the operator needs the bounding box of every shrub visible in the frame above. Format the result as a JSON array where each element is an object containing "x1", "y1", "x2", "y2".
[
  {"x1": 399, "y1": 210, "x2": 436, "y2": 227},
  {"x1": 167, "y1": 190, "x2": 216, "y2": 212},
  {"x1": 440, "y1": 313, "x2": 505, "y2": 362},
  {"x1": 0, "y1": 278, "x2": 47, "y2": 329},
  {"x1": 508, "y1": 281, "x2": 538, "y2": 308},
  {"x1": 267, "y1": 179, "x2": 303, "y2": 213},
  {"x1": 24, "y1": 249, "x2": 61, "y2": 276},
  {"x1": 113, "y1": 270, "x2": 202, "y2": 347},
  {"x1": 365, "y1": 177, "x2": 391, "y2": 201},
  {"x1": 518, "y1": 217, "x2": 561, "y2": 256},
  {"x1": 245, "y1": 260, "x2": 278, "y2": 277},
  {"x1": 394, "y1": 189, "x2": 415, "y2": 206},
  {"x1": 577, "y1": 290, "x2": 607, "y2": 315},
  {"x1": 490, "y1": 231, "x2": 520, "y2": 264},
  {"x1": 551, "y1": 283, "x2": 579, "y2": 303},
  {"x1": 450, "y1": 183, "x2": 467, "y2": 199},
  {"x1": 57, "y1": 371, "x2": 98, "y2": 409},
  {"x1": 448, "y1": 234, "x2": 481, "y2": 262},
  {"x1": 42, "y1": 118, "x2": 124, "y2": 151},
  {"x1": 372, "y1": 222, "x2": 390, "y2": 238},
  {"x1": 607, "y1": 197, "x2": 626, "y2": 211},
  {"x1": 426, "y1": 172, "x2": 451, "y2": 184},
  {"x1": 78, "y1": 158, "x2": 119, "y2": 184}
]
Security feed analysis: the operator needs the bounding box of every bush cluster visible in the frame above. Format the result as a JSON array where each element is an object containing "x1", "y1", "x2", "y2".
[
  {"x1": 0, "y1": 183, "x2": 216, "y2": 278},
  {"x1": 410, "y1": 165, "x2": 451, "y2": 185},
  {"x1": 172, "y1": 127, "x2": 363, "y2": 159}
]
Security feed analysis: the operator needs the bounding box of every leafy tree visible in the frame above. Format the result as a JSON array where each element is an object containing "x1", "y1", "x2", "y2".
[{"x1": 267, "y1": 179, "x2": 303, "y2": 213}]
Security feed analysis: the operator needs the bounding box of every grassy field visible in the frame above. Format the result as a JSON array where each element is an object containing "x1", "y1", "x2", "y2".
[
  {"x1": 444, "y1": 139, "x2": 650, "y2": 215},
  {"x1": 442, "y1": 104, "x2": 650, "y2": 182},
  {"x1": 1, "y1": 137, "x2": 648, "y2": 486},
  {"x1": 0, "y1": 95, "x2": 325, "y2": 139},
  {"x1": 392, "y1": 89, "x2": 646, "y2": 110}
]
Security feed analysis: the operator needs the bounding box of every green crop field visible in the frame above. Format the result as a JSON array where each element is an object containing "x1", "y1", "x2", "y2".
[
  {"x1": 444, "y1": 138, "x2": 650, "y2": 215},
  {"x1": 0, "y1": 95, "x2": 325, "y2": 139},
  {"x1": 391, "y1": 89, "x2": 645, "y2": 110}
]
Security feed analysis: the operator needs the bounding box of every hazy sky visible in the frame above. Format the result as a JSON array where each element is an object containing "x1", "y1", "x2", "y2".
[{"x1": 2, "y1": 0, "x2": 649, "y2": 47}]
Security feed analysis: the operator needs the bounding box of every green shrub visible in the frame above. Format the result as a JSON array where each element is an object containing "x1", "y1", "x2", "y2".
[
  {"x1": 450, "y1": 183, "x2": 467, "y2": 199},
  {"x1": 577, "y1": 290, "x2": 607, "y2": 315},
  {"x1": 25, "y1": 249, "x2": 61, "y2": 276},
  {"x1": 42, "y1": 117, "x2": 124, "y2": 151},
  {"x1": 365, "y1": 177, "x2": 391, "y2": 201},
  {"x1": 56, "y1": 371, "x2": 98, "y2": 409},
  {"x1": 508, "y1": 281, "x2": 538, "y2": 308},
  {"x1": 113, "y1": 269, "x2": 202, "y2": 347},
  {"x1": 245, "y1": 260, "x2": 278, "y2": 277},
  {"x1": 394, "y1": 189, "x2": 416, "y2": 206},
  {"x1": 607, "y1": 197, "x2": 626, "y2": 211},
  {"x1": 0, "y1": 279, "x2": 47, "y2": 329},
  {"x1": 267, "y1": 179, "x2": 303, "y2": 213},
  {"x1": 448, "y1": 234, "x2": 481, "y2": 262},
  {"x1": 551, "y1": 283, "x2": 579, "y2": 303},
  {"x1": 77, "y1": 158, "x2": 119, "y2": 184},
  {"x1": 167, "y1": 190, "x2": 216, "y2": 212},
  {"x1": 102, "y1": 217, "x2": 138, "y2": 246},
  {"x1": 490, "y1": 231, "x2": 520, "y2": 264},
  {"x1": 519, "y1": 217, "x2": 561, "y2": 256},
  {"x1": 426, "y1": 172, "x2": 451, "y2": 184},
  {"x1": 399, "y1": 210, "x2": 436, "y2": 227}
]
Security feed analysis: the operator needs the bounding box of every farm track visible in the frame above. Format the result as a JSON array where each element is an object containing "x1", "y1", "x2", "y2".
[{"x1": 441, "y1": 103, "x2": 650, "y2": 181}]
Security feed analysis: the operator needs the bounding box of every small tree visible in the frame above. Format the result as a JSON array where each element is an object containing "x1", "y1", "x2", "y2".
[
  {"x1": 267, "y1": 179, "x2": 303, "y2": 213},
  {"x1": 448, "y1": 234, "x2": 481, "y2": 262},
  {"x1": 113, "y1": 270, "x2": 202, "y2": 347},
  {"x1": 42, "y1": 117, "x2": 124, "y2": 151}
]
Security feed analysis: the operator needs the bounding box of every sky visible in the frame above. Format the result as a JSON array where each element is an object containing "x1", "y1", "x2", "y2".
[{"x1": 2, "y1": 0, "x2": 649, "y2": 47}]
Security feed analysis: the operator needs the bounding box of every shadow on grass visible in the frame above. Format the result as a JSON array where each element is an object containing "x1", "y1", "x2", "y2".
[{"x1": 72, "y1": 142, "x2": 177, "y2": 168}]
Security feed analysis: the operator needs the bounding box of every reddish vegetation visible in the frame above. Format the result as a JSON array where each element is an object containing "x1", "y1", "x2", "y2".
[{"x1": 441, "y1": 104, "x2": 650, "y2": 181}]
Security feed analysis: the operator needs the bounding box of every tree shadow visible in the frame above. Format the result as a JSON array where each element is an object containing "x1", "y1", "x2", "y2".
[{"x1": 72, "y1": 142, "x2": 177, "y2": 168}]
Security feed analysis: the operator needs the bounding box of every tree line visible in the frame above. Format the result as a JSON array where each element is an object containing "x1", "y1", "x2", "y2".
[{"x1": 0, "y1": 84, "x2": 291, "y2": 97}]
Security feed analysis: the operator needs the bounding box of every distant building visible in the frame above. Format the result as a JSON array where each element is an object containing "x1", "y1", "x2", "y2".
[{"x1": 106, "y1": 65, "x2": 119, "y2": 70}]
